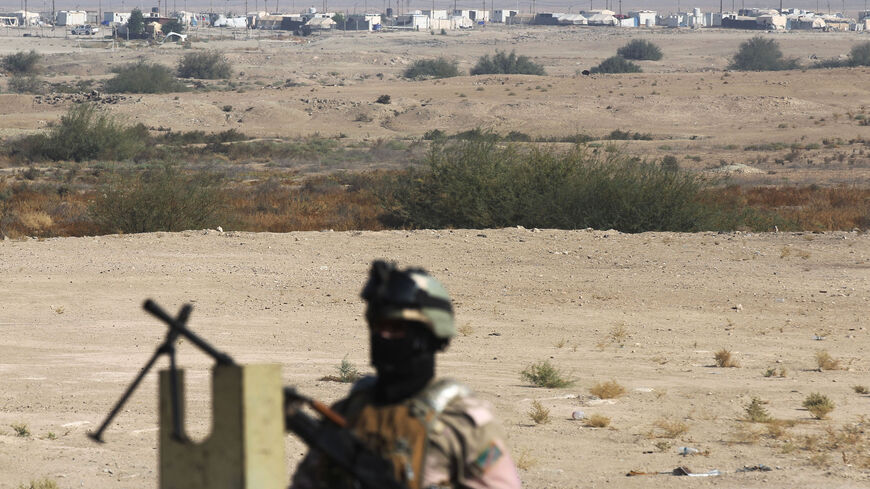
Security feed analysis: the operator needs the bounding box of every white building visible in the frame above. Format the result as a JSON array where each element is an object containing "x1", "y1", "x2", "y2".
[
  {"x1": 629, "y1": 10, "x2": 657, "y2": 26},
  {"x1": 56, "y1": 10, "x2": 87, "y2": 26},
  {"x1": 103, "y1": 11, "x2": 131, "y2": 24},
  {"x1": 421, "y1": 9, "x2": 448, "y2": 20},
  {"x1": 492, "y1": 9, "x2": 517, "y2": 23}
]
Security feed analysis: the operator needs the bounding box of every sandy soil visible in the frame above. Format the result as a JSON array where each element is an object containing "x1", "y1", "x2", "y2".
[
  {"x1": 1, "y1": 27, "x2": 869, "y2": 184},
  {"x1": 1, "y1": 228, "x2": 868, "y2": 488}
]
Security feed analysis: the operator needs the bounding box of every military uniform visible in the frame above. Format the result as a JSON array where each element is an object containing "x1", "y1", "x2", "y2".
[{"x1": 290, "y1": 376, "x2": 521, "y2": 489}]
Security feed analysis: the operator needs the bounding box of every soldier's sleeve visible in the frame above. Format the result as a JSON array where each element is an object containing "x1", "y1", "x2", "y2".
[
  {"x1": 426, "y1": 395, "x2": 522, "y2": 489},
  {"x1": 289, "y1": 449, "x2": 322, "y2": 489}
]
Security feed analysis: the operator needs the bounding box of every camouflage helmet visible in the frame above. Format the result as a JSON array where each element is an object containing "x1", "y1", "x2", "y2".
[{"x1": 361, "y1": 260, "x2": 455, "y2": 341}]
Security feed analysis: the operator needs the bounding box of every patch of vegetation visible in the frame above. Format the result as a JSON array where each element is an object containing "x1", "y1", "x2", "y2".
[
  {"x1": 161, "y1": 19, "x2": 184, "y2": 36},
  {"x1": 470, "y1": 50, "x2": 546, "y2": 76},
  {"x1": 520, "y1": 360, "x2": 574, "y2": 388},
  {"x1": 616, "y1": 39, "x2": 663, "y2": 61},
  {"x1": 584, "y1": 414, "x2": 611, "y2": 428},
  {"x1": 849, "y1": 41, "x2": 870, "y2": 67},
  {"x1": 714, "y1": 348, "x2": 739, "y2": 368},
  {"x1": 11, "y1": 423, "x2": 30, "y2": 437},
  {"x1": 89, "y1": 164, "x2": 228, "y2": 234},
  {"x1": 17, "y1": 479, "x2": 58, "y2": 489},
  {"x1": 744, "y1": 397, "x2": 772, "y2": 423},
  {"x1": 378, "y1": 138, "x2": 722, "y2": 232},
  {"x1": 8, "y1": 75, "x2": 43, "y2": 94},
  {"x1": 729, "y1": 36, "x2": 799, "y2": 71},
  {"x1": 319, "y1": 355, "x2": 362, "y2": 383},
  {"x1": 177, "y1": 50, "x2": 232, "y2": 79},
  {"x1": 105, "y1": 62, "x2": 187, "y2": 93},
  {"x1": 815, "y1": 350, "x2": 841, "y2": 371},
  {"x1": 528, "y1": 400, "x2": 551, "y2": 424},
  {"x1": 1, "y1": 50, "x2": 41, "y2": 75},
  {"x1": 589, "y1": 380, "x2": 626, "y2": 399},
  {"x1": 375, "y1": 94, "x2": 391, "y2": 104},
  {"x1": 802, "y1": 393, "x2": 834, "y2": 419},
  {"x1": 7, "y1": 104, "x2": 148, "y2": 162},
  {"x1": 127, "y1": 9, "x2": 146, "y2": 38},
  {"x1": 607, "y1": 129, "x2": 652, "y2": 140},
  {"x1": 853, "y1": 385, "x2": 869, "y2": 395},
  {"x1": 589, "y1": 56, "x2": 642, "y2": 74},
  {"x1": 652, "y1": 417, "x2": 688, "y2": 438},
  {"x1": 403, "y1": 57, "x2": 460, "y2": 79}
]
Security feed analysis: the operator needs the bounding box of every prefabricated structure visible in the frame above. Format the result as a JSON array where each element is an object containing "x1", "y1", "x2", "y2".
[
  {"x1": 395, "y1": 12, "x2": 429, "y2": 29},
  {"x1": 618, "y1": 16, "x2": 637, "y2": 27},
  {"x1": 9, "y1": 10, "x2": 41, "y2": 25},
  {"x1": 453, "y1": 9, "x2": 488, "y2": 21},
  {"x1": 533, "y1": 12, "x2": 565, "y2": 25},
  {"x1": 0, "y1": 15, "x2": 18, "y2": 26},
  {"x1": 757, "y1": 14, "x2": 787, "y2": 29},
  {"x1": 629, "y1": 10, "x2": 656, "y2": 26},
  {"x1": 703, "y1": 11, "x2": 723, "y2": 26},
  {"x1": 343, "y1": 13, "x2": 381, "y2": 30},
  {"x1": 788, "y1": 14, "x2": 826, "y2": 29},
  {"x1": 103, "y1": 11, "x2": 130, "y2": 24},
  {"x1": 492, "y1": 9, "x2": 518, "y2": 23},
  {"x1": 56, "y1": 10, "x2": 87, "y2": 25},
  {"x1": 421, "y1": 9, "x2": 448, "y2": 19}
]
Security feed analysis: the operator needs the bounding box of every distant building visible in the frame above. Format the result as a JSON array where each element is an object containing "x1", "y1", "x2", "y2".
[
  {"x1": 56, "y1": 10, "x2": 87, "y2": 26},
  {"x1": 342, "y1": 13, "x2": 381, "y2": 30},
  {"x1": 492, "y1": 9, "x2": 518, "y2": 23},
  {"x1": 103, "y1": 11, "x2": 131, "y2": 24},
  {"x1": 628, "y1": 10, "x2": 656, "y2": 26}
]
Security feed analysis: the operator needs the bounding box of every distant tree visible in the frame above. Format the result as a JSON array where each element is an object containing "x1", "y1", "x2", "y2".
[
  {"x1": 617, "y1": 39, "x2": 663, "y2": 61},
  {"x1": 849, "y1": 41, "x2": 870, "y2": 67},
  {"x1": 332, "y1": 12, "x2": 345, "y2": 26},
  {"x1": 403, "y1": 57, "x2": 461, "y2": 79},
  {"x1": 470, "y1": 50, "x2": 546, "y2": 76},
  {"x1": 729, "y1": 36, "x2": 799, "y2": 71},
  {"x1": 127, "y1": 8, "x2": 145, "y2": 38},
  {"x1": 589, "y1": 56, "x2": 642, "y2": 74},
  {"x1": 1, "y1": 50, "x2": 41, "y2": 75},
  {"x1": 161, "y1": 19, "x2": 184, "y2": 36}
]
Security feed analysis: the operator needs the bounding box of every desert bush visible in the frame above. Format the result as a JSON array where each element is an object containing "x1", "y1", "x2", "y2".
[
  {"x1": 589, "y1": 56, "x2": 642, "y2": 74},
  {"x1": 320, "y1": 355, "x2": 362, "y2": 383},
  {"x1": 802, "y1": 393, "x2": 834, "y2": 419},
  {"x1": 7, "y1": 104, "x2": 148, "y2": 162},
  {"x1": 470, "y1": 50, "x2": 546, "y2": 76},
  {"x1": 403, "y1": 57, "x2": 460, "y2": 79},
  {"x1": 378, "y1": 138, "x2": 721, "y2": 232},
  {"x1": 584, "y1": 414, "x2": 611, "y2": 428},
  {"x1": 528, "y1": 400, "x2": 551, "y2": 424},
  {"x1": 853, "y1": 385, "x2": 869, "y2": 395},
  {"x1": 729, "y1": 36, "x2": 799, "y2": 71},
  {"x1": 177, "y1": 50, "x2": 232, "y2": 79},
  {"x1": 17, "y1": 479, "x2": 58, "y2": 489},
  {"x1": 652, "y1": 417, "x2": 688, "y2": 438},
  {"x1": 714, "y1": 348, "x2": 739, "y2": 367},
  {"x1": 105, "y1": 62, "x2": 186, "y2": 93},
  {"x1": 375, "y1": 94, "x2": 391, "y2": 104},
  {"x1": 607, "y1": 129, "x2": 652, "y2": 140},
  {"x1": 849, "y1": 41, "x2": 870, "y2": 67},
  {"x1": 11, "y1": 422, "x2": 30, "y2": 437},
  {"x1": 589, "y1": 380, "x2": 626, "y2": 399},
  {"x1": 520, "y1": 360, "x2": 573, "y2": 388},
  {"x1": 616, "y1": 39, "x2": 663, "y2": 61},
  {"x1": 1, "y1": 50, "x2": 41, "y2": 75},
  {"x1": 744, "y1": 397, "x2": 772, "y2": 423},
  {"x1": 8, "y1": 75, "x2": 43, "y2": 94},
  {"x1": 90, "y1": 165, "x2": 228, "y2": 234},
  {"x1": 815, "y1": 350, "x2": 841, "y2": 370},
  {"x1": 161, "y1": 19, "x2": 184, "y2": 36}
]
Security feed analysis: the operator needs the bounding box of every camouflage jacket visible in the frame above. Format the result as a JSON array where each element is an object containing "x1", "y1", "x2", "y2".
[{"x1": 290, "y1": 377, "x2": 522, "y2": 489}]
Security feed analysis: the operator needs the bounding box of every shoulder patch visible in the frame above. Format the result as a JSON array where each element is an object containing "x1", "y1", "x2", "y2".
[{"x1": 473, "y1": 442, "x2": 503, "y2": 473}]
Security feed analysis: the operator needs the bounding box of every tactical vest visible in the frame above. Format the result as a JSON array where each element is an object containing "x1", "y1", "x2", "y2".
[{"x1": 317, "y1": 378, "x2": 470, "y2": 489}]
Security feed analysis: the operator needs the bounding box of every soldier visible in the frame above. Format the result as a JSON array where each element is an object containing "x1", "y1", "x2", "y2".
[{"x1": 290, "y1": 260, "x2": 522, "y2": 489}]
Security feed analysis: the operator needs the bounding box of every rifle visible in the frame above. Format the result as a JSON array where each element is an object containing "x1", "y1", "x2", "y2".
[{"x1": 89, "y1": 299, "x2": 406, "y2": 489}]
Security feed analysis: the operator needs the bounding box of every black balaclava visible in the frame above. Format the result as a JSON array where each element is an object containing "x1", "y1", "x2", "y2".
[{"x1": 370, "y1": 323, "x2": 437, "y2": 405}]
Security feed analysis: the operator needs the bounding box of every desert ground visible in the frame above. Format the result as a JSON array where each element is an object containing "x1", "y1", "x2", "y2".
[
  {"x1": 1, "y1": 24, "x2": 869, "y2": 489},
  {"x1": 1, "y1": 228, "x2": 869, "y2": 488}
]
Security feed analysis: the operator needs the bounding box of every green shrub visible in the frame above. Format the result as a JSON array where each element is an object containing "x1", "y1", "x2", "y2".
[
  {"x1": 1, "y1": 50, "x2": 41, "y2": 75},
  {"x1": 7, "y1": 104, "x2": 148, "y2": 162},
  {"x1": 802, "y1": 392, "x2": 834, "y2": 419},
  {"x1": 403, "y1": 57, "x2": 460, "y2": 79},
  {"x1": 127, "y1": 8, "x2": 146, "y2": 37},
  {"x1": 378, "y1": 138, "x2": 719, "y2": 232},
  {"x1": 17, "y1": 479, "x2": 58, "y2": 489},
  {"x1": 470, "y1": 50, "x2": 546, "y2": 76},
  {"x1": 8, "y1": 75, "x2": 43, "y2": 94},
  {"x1": 616, "y1": 39, "x2": 663, "y2": 61},
  {"x1": 589, "y1": 56, "x2": 642, "y2": 74},
  {"x1": 729, "y1": 36, "x2": 799, "y2": 71},
  {"x1": 849, "y1": 41, "x2": 870, "y2": 67},
  {"x1": 177, "y1": 50, "x2": 232, "y2": 79},
  {"x1": 520, "y1": 360, "x2": 574, "y2": 388},
  {"x1": 105, "y1": 62, "x2": 187, "y2": 93},
  {"x1": 744, "y1": 397, "x2": 772, "y2": 422},
  {"x1": 90, "y1": 165, "x2": 227, "y2": 234}
]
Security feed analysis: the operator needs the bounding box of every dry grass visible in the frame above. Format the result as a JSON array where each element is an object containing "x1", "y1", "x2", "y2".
[
  {"x1": 527, "y1": 400, "x2": 551, "y2": 425},
  {"x1": 853, "y1": 385, "x2": 869, "y2": 395},
  {"x1": 815, "y1": 350, "x2": 842, "y2": 371},
  {"x1": 763, "y1": 367, "x2": 787, "y2": 377},
  {"x1": 652, "y1": 417, "x2": 689, "y2": 438},
  {"x1": 514, "y1": 449, "x2": 537, "y2": 470},
  {"x1": 803, "y1": 393, "x2": 835, "y2": 419},
  {"x1": 714, "y1": 349, "x2": 739, "y2": 368},
  {"x1": 744, "y1": 397, "x2": 772, "y2": 423},
  {"x1": 584, "y1": 414, "x2": 611, "y2": 428},
  {"x1": 11, "y1": 423, "x2": 30, "y2": 437},
  {"x1": 588, "y1": 380, "x2": 627, "y2": 399},
  {"x1": 457, "y1": 323, "x2": 474, "y2": 337},
  {"x1": 730, "y1": 424, "x2": 764, "y2": 445},
  {"x1": 17, "y1": 480, "x2": 58, "y2": 489}
]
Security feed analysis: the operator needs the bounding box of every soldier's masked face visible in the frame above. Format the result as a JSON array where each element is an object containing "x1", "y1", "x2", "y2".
[{"x1": 369, "y1": 320, "x2": 436, "y2": 403}]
